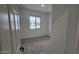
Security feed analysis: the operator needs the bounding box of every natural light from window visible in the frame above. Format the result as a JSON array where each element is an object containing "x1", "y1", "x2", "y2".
[{"x1": 29, "y1": 16, "x2": 40, "y2": 29}]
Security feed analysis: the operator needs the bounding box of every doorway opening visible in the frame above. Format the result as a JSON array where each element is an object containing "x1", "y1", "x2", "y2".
[{"x1": 20, "y1": 4, "x2": 52, "y2": 54}]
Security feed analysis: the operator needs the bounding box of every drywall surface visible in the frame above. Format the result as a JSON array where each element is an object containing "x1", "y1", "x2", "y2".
[
  {"x1": 65, "y1": 5, "x2": 79, "y2": 53},
  {"x1": 20, "y1": 9, "x2": 49, "y2": 39},
  {"x1": 48, "y1": 13, "x2": 52, "y2": 36},
  {"x1": 51, "y1": 5, "x2": 79, "y2": 54},
  {"x1": 0, "y1": 5, "x2": 12, "y2": 53},
  {"x1": 74, "y1": 16, "x2": 79, "y2": 53},
  {"x1": 50, "y1": 8, "x2": 69, "y2": 53}
]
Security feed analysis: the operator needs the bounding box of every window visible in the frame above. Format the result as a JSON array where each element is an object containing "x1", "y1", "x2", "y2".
[
  {"x1": 30, "y1": 16, "x2": 35, "y2": 29},
  {"x1": 29, "y1": 16, "x2": 40, "y2": 29},
  {"x1": 36, "y1": 17, "x2": 40, "y2": 28}
]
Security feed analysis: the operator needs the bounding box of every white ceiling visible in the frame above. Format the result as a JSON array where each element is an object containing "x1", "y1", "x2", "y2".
[{"x1": 22, "y1": 4, "x2": 52, "y2": 13}]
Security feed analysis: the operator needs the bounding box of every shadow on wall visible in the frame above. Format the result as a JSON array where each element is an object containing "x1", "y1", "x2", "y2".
[
  {"x1": 50, "y1": 9, "x2": 69, "y2": 53},
  {"x1": 51, "y1": 5, "x2": 79, "y2": 54},
  {"x1": 52, "y1": 5, "x2": 69, "y2": 24}
]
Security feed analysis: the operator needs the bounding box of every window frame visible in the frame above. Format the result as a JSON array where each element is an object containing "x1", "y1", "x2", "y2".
[{"x1": 29, "y1": 15, "x2": 41, "y2": 29}]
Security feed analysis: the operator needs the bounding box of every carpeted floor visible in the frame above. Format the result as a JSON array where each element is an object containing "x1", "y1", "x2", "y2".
[{"x1": 21, "y1": 36, "x2": 51, "y2": 54}]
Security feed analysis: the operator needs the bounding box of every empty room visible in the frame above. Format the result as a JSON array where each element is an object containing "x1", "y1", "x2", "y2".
[
  {"x1": 0, "y1": 4, "x2": 79, "y2": 54},
  {"x1": 20, "y1": 4, "x2": 52, "y2": 53}
]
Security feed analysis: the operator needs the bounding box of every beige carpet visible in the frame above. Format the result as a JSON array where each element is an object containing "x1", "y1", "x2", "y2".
[{"x1": 21, "y1": 36, "x2": 52, "y2": 54}]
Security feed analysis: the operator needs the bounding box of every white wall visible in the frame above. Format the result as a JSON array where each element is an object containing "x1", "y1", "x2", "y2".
[
  {"x1": 0, "y1": 5, "x2": 12, "y2": 53},
  {"x1": 50, "y1": 9, "x2": 69, "y2": 53},
  {"x1": 48, "y1": 13, "x2": 52, "y2": 36},
  {"x1": 50, "y1": 5, "x2": 79, "y2": 54},
  {"x1": 65, "y1": 5, "x2": 79, "y2": 53},
  {"x1": 74, "y1": 16, "x2": 79, "y2": 53},
  {"x1": 20, "y1": 9, "x2": 50, "y2": 39}
]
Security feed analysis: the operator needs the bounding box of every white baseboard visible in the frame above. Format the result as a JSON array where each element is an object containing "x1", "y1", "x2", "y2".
[{"x1": 22, "y1": 35, "x2": 49, "y2": 40}]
